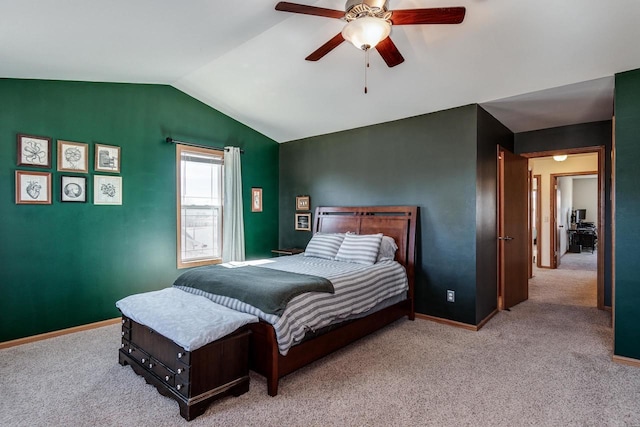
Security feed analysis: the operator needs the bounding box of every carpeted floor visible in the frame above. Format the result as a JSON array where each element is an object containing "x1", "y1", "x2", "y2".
[
  {"x1": 530, "y1": 249, "x2": 598, "y2": 307},
  {"x1": 558, "y1": 249, "x2": 598, "y2": 272},
  {"x1": 2, "y1": 254, "x2": 638, "y2": 426}
]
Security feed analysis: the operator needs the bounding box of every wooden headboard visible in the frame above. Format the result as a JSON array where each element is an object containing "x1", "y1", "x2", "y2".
[{"x1": 314, "y1": 206, "x2": 418, "y2": 307}]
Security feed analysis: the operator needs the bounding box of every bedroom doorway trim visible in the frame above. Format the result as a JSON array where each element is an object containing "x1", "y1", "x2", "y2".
[{"x1": 521, "y1": 146, "x2": 606, "y2": 311}]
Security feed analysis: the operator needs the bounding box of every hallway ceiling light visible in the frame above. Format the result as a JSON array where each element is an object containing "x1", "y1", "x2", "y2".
[{"x1": 553, "y1": 155, "x2": 568, "y2": 162}]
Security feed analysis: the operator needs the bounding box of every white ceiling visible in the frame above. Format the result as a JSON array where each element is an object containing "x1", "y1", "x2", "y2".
[{"x1": 2, "y1": 1, "x2": 637, "y2": 142}]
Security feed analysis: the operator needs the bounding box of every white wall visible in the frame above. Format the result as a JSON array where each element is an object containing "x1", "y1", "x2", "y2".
[
  {"x1": 530, "y1": 154, "x2": 598, "y2": 267},
  {"x1": 558, "y1": 176, "x2": 573, "y2": 252},
  {"x1": 572, "y1": 177, "x2": 598, "y2": 224}
]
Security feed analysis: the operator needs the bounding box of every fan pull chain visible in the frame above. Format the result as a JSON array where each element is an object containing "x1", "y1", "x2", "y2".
[{"x1": 364, "y1": 48, "x2": 370, "y2": 94}]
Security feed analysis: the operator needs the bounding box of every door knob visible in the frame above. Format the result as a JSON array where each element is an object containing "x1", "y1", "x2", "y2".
[{"x1": 498, "y1": 236, "x2": 514, "y2": 241}]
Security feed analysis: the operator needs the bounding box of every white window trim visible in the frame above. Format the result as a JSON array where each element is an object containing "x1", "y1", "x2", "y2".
[{"x1": 176, "y1": 144, "x2": 224, "y2": 269}]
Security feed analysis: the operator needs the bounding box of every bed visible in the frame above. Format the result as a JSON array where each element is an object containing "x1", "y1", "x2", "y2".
[
  {"x1": 246, "y1": 205, "x2": 417, "y2": 396},
  {"x1": 118, "y1": 205, "x2": 417, "y2": 415}
]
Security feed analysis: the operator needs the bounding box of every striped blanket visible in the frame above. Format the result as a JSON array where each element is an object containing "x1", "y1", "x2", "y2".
[{"x1": 174, "y1": 255, "x2": 408, "y2": 355}]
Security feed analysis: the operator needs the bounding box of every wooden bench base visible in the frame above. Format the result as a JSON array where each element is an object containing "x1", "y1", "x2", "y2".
[{"x1": 119, "y1": 317, "x2": 251, "y2": 421}]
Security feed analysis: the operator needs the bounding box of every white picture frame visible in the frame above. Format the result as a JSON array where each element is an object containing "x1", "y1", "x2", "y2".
[{"x1": 94, "y1": 175, "x2": 122, "y2": 205}]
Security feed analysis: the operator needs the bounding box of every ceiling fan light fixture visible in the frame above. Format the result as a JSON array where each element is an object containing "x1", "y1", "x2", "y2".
[
  {"x1": 342, "y1": 16, "x2": 391, "y2": 50},
  {"x1": 553, "y1": 154, "x2": 568, "y2": 162}
]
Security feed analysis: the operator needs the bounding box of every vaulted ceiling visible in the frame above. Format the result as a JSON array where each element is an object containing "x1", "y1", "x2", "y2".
[{"x1": 2, "y1": 1, "x2": 637, "y2": 142}]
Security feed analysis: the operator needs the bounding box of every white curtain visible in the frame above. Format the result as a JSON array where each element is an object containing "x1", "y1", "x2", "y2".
[{"x1": 222, "y1": 146, "x2": 245, "y2": 262}]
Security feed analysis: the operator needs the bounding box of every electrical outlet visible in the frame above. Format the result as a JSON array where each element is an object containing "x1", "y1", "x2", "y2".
[{"x1": 446, "y1": 290, "x2": 455, "y2": 303}]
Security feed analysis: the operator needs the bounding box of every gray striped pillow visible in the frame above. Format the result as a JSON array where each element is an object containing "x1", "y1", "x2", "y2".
[
  {"x1": 335, "y1": 233, "x2": 383, "y2": 265},
  {"x1": 303, "y1": 233, "x2": 345, "y2": 260}
]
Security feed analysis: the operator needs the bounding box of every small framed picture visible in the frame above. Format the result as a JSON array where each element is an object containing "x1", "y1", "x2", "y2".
[
  {"x1": 94, "y1": 143, "x2": 121, "y2": 173},
  {"x1": 15, "y1": 170, "x2": 52, "y2": 204},
  {"x1": 295, "y1": 213, "x2": 311, "y2": 231},
  {"x1": 94, "y1": 175, "x2": 122, "y2": 205},
  {"x1": 251, "y1": 187, "x2": 263, "y2": 212},
  {"x1": 61, "y1": 175, "x2": 87, "y2": 203},
  {"x1": 17, "y1": 134, "x2": 51, "y2": 168},
  {"x1": 296, "y1": 195, "x2": 310, "y2": 211},
  {"x1": 58, "y1": 140, "x2": 88, "y2": 173}
]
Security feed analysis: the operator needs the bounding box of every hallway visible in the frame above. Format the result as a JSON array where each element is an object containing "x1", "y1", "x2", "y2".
[{"x1": 529, "y1": 250, "x2": 598, "y2": 308}]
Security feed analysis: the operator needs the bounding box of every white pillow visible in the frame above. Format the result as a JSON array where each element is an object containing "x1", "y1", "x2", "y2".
[
  {"x1": 335, "y1": 233, "x2": 383, "y2": 265},
  {"x1": 377, "y1": 235, "x2": 398, "y2": 262},
  {"x1": 304, "y1": 233, "x2": 345, "y2": 260}
]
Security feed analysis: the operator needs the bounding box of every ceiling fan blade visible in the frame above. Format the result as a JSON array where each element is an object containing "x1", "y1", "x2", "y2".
[
  {"x1": 305, "y1": 33, "x2": 345, "y2": 61},
  {"x1": 275, "y1": 2, "x2": 345, "y2": 19},
  {"x1": 391, "y1": 7, "x2": 466, "y2": 25},
  {"x1": 376, "y1": 37, "x2": 405, "y2": 67}
]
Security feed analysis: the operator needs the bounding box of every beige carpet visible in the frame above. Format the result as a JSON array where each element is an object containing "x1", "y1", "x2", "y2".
[
  {"x1": 557, "y1": 249, "x2": 598, "y2": 272},
  {"x1": 2, "y1": 255, "x2": 639, "y2": 426},
  {"x1": 530, "y1": 249, "x2": 597, "y2": 307}
]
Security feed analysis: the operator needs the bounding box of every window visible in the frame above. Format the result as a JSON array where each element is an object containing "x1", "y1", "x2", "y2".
[{"x1": 176, "y1": 144, "x2": 224, "y2": 268}]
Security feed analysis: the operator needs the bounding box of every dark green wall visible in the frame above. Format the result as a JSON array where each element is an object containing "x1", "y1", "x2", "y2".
[
  {"x1": 515, "y1": 120, "x2": 611, "y2": 153},
  {"x1": 613, "y1": 69, "x2": 640, "y2": 359},
  {"x1": 515, "y1": 120, "x2": 613, "y2": 307},
  {"x1": 279, "y1": 105, "x2": 502, "y2": 325},
  {"x1": 0, "y1": 79, "x2": 279, "y2": 341}
]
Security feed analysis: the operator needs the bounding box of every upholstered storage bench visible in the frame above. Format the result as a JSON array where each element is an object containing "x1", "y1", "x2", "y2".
[{"x1": 116, "y1": 288, "x2": 258, "y2": 421}]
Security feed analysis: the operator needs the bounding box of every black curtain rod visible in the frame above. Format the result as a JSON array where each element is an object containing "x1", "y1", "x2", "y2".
[{"x1": 166, "y1": 137, "x2": 244, "y2": 154}]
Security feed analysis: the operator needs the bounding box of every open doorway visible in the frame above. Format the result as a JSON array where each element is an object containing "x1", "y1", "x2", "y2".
[
  {"x1": 526, "y1": 148, "x2": 605, "y2": 309},
  {"x1": 497, "y1": 145, "x2": 609, "y2": 314}
]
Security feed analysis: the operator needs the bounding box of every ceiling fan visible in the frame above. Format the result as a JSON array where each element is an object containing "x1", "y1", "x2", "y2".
[{"x1": 275, "y1": 0, "x2": 466, "y2": 67}]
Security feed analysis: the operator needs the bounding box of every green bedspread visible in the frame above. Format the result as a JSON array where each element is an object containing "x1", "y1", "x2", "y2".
[{"x1": 173, "y1": 265, "x2": 334, "y2": 316}]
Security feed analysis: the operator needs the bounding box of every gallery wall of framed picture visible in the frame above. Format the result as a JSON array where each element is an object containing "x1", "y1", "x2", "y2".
[{"x1": 14, "y1": 133, "x2": 122, "y2": 206}]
